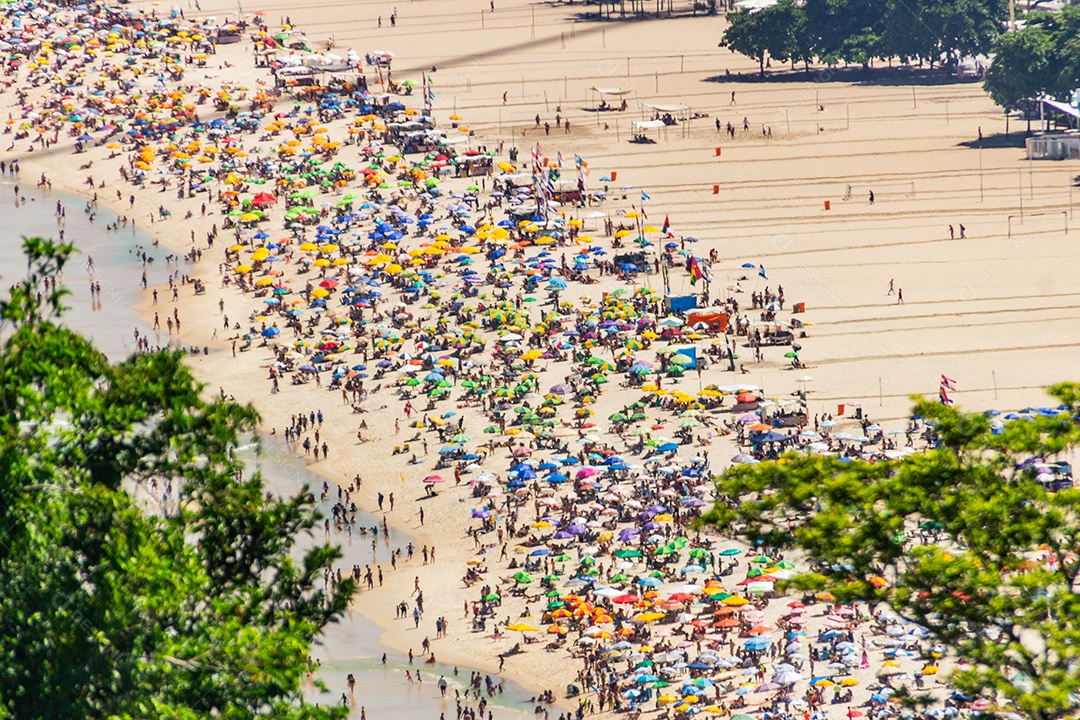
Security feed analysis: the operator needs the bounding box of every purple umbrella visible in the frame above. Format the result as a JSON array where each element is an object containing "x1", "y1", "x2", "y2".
[
  {"x1": 567, "y1": 524, "x2": 587, "y2": 535},
  {"x1": 618, "y1": 528, "x2": 640, "y2": 542},
  {"x1": 642, "y1": 522, "x2": 662, "y2": 532}
]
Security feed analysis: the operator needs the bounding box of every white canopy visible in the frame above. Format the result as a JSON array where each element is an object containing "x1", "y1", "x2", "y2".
[
  {"x1": 1041, "y1": 98, "x2": 1080, "y2": 120},
  {"x1": 633, "y1": 120, "x2": 666, "y2": 131},
  {"x1": 643, "y1": 103, "x2": 688, "y2": 113},
  {"x1": 591, "y1": 87, "x2": 633, "y2": 96}
]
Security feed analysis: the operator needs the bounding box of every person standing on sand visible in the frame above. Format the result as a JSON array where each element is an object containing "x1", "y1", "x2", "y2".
[
  {"x1": 868, "y1": 190, "x2": 875, "y2": 204},
  {"x1": 897, "y1": 288, "x2": 903, "y2": 304}
]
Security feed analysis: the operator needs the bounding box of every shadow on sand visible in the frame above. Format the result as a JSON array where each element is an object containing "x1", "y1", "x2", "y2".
[{"x1": 704, "y1": 66, "x2": 983, "y2": 87}]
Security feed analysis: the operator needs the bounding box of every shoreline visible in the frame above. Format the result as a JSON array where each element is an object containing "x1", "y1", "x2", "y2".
[
  {"x1": 4, "y1": 1, "x2": 1077, "y2": 717},
  {"x1": 10, "y1": 152, "x2": 565, "y2": 708},
  {"x1": 16, "y1": 152, "x2": 570, "y2": 708}
]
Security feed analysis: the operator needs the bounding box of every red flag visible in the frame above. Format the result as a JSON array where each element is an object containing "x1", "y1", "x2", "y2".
[{"x1": 662, "y1": 214, "x2": 671, "y2": 235}]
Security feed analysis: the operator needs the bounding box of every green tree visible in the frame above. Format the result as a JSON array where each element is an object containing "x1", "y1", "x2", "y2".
[
  {"x1": 0, "y1": 238, "x2": 354, "y2": 719},
  {"x1": 984, "y1": 19, "x2": 1057, "y2": 113},
  {"x1": 704, "y1": 385, "x2": 1080, "y2": 720},
  {"x1": 984, "y1": 5, "x2": 1080, "y2": 126},
  {"x1": 804, "y1": 0, "x2": 883, "y2": 67},
  {"x1": 720, "y1": 2, "x2": 807, "y2": 76}
]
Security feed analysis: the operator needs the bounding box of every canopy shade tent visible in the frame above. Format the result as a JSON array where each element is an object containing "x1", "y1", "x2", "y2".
[
  {"x1": 1040, "y1": 98, "x2": 1080, "y2": 120},
  {"x1": 633, "y1": 120, "x2": 667, "y2": 131},
  {"x1": 591, "y1": 87, "x2": 634, "y2": 96},
  {"x1": 643, "y1": 103, "x2": 689, "y2": 113}
]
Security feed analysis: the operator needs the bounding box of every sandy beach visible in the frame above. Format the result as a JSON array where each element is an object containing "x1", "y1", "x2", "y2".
[{"x1": 4, "y1": 0, "x2": 1079, "y2": 716}]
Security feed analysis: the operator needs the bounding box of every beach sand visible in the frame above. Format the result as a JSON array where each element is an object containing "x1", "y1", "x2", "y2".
[{"x1": 6, "y1": 0, "x2": 1080, "y2": 713}]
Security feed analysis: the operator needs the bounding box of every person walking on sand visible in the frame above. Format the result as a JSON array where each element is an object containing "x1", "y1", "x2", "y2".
[
  {"x1": 959, "y1": 224, "x2": 966, "y2": 239},
  {"x1": 730, "y1": 91, "x2": 736, "y2": 105},
  {"x1": 887, "y1": 279, "x2": 894, "y2": 296},
  {"x1": 868, "y1": 190, "x2": 875, "y2": 204},
  {"x1": 897, "y1": 288, "x2": 903, "y2": 304}
]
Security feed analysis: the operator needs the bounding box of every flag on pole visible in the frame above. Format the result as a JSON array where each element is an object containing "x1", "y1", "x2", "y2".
[
  {"x1": 940, "y1": 375, "x2": 957, "y2": 391},
  {"x1": 758, "y1": 264, "x2": 768, "y2": 279},
  {"x1": 640, "y1": 190, "x2": 651, "y2": 203},
  {"x1": 662, "y1": 215, "x2": 671, "y2": 235},
  {"x1": 689, "y1": 256, "x2": 710, "y2": 285}
]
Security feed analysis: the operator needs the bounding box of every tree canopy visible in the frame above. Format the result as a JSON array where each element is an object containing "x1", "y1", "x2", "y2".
[
  {"x1": 0, "y1": 238, "x2": 353, "y2": 719},
  {"x1": 984, "y1": 6, "x2": 1080, "y2": 111},
  {"x1": 719, "y1": 0, "x2": 1007, "y2": 74},
  {"x1": 704, "y1": 385, "x2": 1080, "y2": 720}
]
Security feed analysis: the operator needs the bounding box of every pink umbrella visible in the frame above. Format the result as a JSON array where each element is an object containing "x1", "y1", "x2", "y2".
[{"x1": 423, "y1": 474, "x2": 444, "y2": 483}]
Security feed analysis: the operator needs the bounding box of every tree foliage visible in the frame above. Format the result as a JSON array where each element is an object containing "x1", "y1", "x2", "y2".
[
  {"x1": 704, "y1": 385, "x2": 1080, "y2": 720},
  {"x1": 720, "y1": 0, "x2": 1007, "y2": 72},
  {"x1": 0, "y1": 238, "x2": 354, "y2": 719},
  {"x1": 984, "y1": 6, "x2": 1080, "y2": 110}
]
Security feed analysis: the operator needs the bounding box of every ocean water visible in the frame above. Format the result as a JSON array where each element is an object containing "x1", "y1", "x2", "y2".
[
  {"x1": 0, "y1": 181, "x2": 169, "y2": 358},
  {"x1": 247, "y1": 442, "x2": 539, "y2": 719},
  {"x1": 0, "y1": 182, "x2": 537, "y2": 720}
]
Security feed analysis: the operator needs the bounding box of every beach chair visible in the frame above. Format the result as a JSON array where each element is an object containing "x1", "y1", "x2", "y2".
[{"x1": 239, "y1": 335, "x2": 252, "y2": 352}]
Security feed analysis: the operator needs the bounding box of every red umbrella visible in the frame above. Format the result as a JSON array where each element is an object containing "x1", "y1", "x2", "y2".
[
  {"x1": 423, "y1": 475, "x2": 444, "y2": 483},
  {"x1": 320, "y1": 278, "x2": 339, "y2": 289},
  {"x1": 612, "y1": 594, "x2": 639, "y2": 604},
  {"x1": 251, "y1": 191, "x2": 278, "y2": 207}
]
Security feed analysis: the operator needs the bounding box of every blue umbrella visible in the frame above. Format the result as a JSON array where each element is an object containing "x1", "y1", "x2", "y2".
[{"x1": 261, "y1": 327, "x2": 280, "y2": 337}]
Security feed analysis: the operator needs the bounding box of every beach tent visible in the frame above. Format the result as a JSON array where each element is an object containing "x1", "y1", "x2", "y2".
[{"x1": 590, "y1": 86, "x2": 636, "y2": 112}]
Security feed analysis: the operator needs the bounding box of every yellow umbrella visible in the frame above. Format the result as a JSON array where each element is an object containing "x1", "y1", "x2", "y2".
[
  {"x1": 235, "y1": 265, "x2": 253, "y2": 273},
  {"x1": 311, "y1": 288, "x2": 330, "y2": 298},
  {"x1": 505, "y1": 623, "x2": 538, "y2": 633}
]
